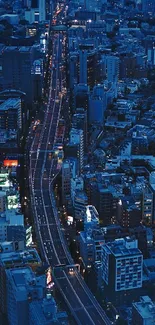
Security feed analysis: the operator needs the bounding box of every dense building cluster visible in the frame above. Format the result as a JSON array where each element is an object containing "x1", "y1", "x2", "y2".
[{"x1": 0, "y1": 0, "x2": 155, "y2": 324}]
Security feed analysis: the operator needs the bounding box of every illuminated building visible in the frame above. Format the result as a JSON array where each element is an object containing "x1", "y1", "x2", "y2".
[
  {"x1": 142, "y1": 185, "x2": 153, "y2": 225},
  {"x1": 62, "y1": 160, "x2": 71, "y2": 204},
  {"x1": 31, "y1": 59, "x2": 44, "y2": 102},
  {"x1": 79, "y1": 205, "x2": 103, "y2": 268},
  {"x1": 7, "y1": 194, "x2": 19, "y2": 210},
  {"x1": 84, "y1": 205, "x2": 99, "y2": 233}
]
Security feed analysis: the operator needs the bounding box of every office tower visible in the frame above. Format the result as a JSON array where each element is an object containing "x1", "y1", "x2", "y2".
[
  {"x1": 69, "y1": 53, "x2": 78, "y2": 89},
  {"x1": 6, "y1": 266, "x2": 46, "y2": 325},
  {"x1": 89, "y1": 94, "x2": 105, "y2": 125},
  {"x1": 74, "y1": 84, "x2": 89, "y2": 110},
  {"x1": 74, "y1": 190, "x2": 88, "y2": 219},
  {"x1": 0, "y1": 98, "x2": 22, "y2": 131},
  {"x1": 64, "y1": 143, "x2": 80, "y2": 175},
  {"x1": 79, "y1": 231, "x2": 94, "y2": 268},
  {"x1": 80, "y1": 229, "x2": 105, "y2": 269},
  {"x1": 25, "y1": 8, "x2": 40, "y2": 23},
  {"x1": 71, "y1": 176, "x2": 84, "y2": 205},
  {"x1": 103, "y1": 55, "x2": 119, "y2": 83},
  {"x1": 147, "y1": 46, "x2": 155, "y2": 66},
  {"x1": 70, "y1": 128, "x2": 84, "y2": 172},
  {"x1": 79, "y1": 206, "x2": 102, "y2": 268},
  {"x1": 142, "y1": 185, "x2": 153, "y2": 225},
  {"x1": 79, "y1": 48, "x2": 97, "y2": 88},
  {"x1": 122, "y1": 206, "x2": 141, "y2": 228},
  {"x1": 118, "y1": 198, "x2": 142, "y2": 228},
  {"x1": 62, "y1": 160, "x2": 71, "y2": 204},
  {"x1": 79, "y1": 50, "x2": 87, "y2": 84},
  {"x1": 67, "y1": 157, "x2": 78, "y2": 178},
  {"x1": 88, "y1": 83, "x2": 117, "y2": 125},
  {"x1": 31, "y1": 59, "x2": 43, "y2": 102},
  {"x1": 132, "y1": 296, "x2": 155, "y2": 325},
  {"x1": 0, "y1": 209, "x2": 24, "y2": 242},
  {"x1": 96, "y1": 187, "x2": 114, "y2": 226},
  {"x1": 119, "y1": 53, "x2": 136, "y2": 79},
  {"x1": 39, "y1": 0, "x2": 46, "y2": 21},
  {"x1": 72, "y1": 108, "x2": 87, "y2": 150},
  {"x1": 0, "y1": 192, "x2": 6, "y2": 212},
  {"x1": 1, "y1": 46, "x2": 42, "y2": 104},
  {"x1": 0, "y1": 246, "x2": 41, "y2": 314},
  {"x1": 102, "y1": 237, "x2": 143, "y2": 304}
]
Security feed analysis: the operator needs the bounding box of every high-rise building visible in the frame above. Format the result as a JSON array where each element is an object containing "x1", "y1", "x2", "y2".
[
  {"x1": 102, "y1": 237, "x2": 143, "y2": 304},
  {"x1": 69, "y1": 52, "x2": 78, "y2": 89},
  {"x1": 31, "y1": 59, "x2": 44, "y2": 102},
  {"x1": 79, "y1": 48, "x2": 97, "y2": 88},
  {"x1": 79, "y1": 206, "x2": 103, "y2": 268},
  {"x1": 0, "y1": 246, "x2": 41, "y2": 313},
  {"x1": 62, "y1": 160, "x2": 71, "y2": 204},
  {"x1": 96, "y1": 187, "x2": 114, "y2": 226},
  {"x1": 89, "y1": 94, "x2": 105, "y2": 125},
  {"x1": 71, "y1": 176, "x2": 84, "y2": 205},
  {"x1": 0, "y1": 209, "x2": 24, "y2": 242},
  {"x1": 1, "y1": 46, "x2": 43, "y2": 104},
  {"x1": 102, "y1": 55, "x2": 119, "y2": 83},
  {"x1": 0, "y1": 192, "x2": 6, "y2": 212},
  {"x1": 79, "y1": 232, "x2": 94, "y2": 268},
  {"x1": 79, "y1": 50, "x2": 87, "y2": 84},
  {"x1": 74, "y1": 83, "x2": 90, "y2": 110},
  {"x1": 70, "y1": 128, "x2": 84, "y2": 172},
  {"x1": 72, "y1": 108, "x2": 87, "y2": 150},
  {"x1": 142, "y1": 185, "x2": 153, "y2": 225},
  {"x1": 6, "y1": 266, "x2": 46, "y2": 325},
  {"x1": 84, "y1": 205, "x2": 99, "y2": 234},
  {"x1": 74, "y1": 190, "x2": 88, "y2": 219},
  {"x1": 39, "y1": 0, "x2": 46, "y2": 21},
  {"x1": 0, "y1": 98, "x2": 22, "y2": 131}
]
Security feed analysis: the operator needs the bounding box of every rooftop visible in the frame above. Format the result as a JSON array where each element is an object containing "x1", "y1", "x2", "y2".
[
  {"x1": 133, "y1": 296, "x2": 155, "y2": 320},
  {"x1": 0, "y1": 98, "x2": 20, "y2": 111},
  {"x1": 104, "y1": 237, "x2": 142, "y2": 257},
  {"x1": 0, "y1": 248, "x2": 41, "y2": 267}
]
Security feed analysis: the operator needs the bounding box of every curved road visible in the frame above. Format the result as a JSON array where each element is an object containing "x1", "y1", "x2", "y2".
[{"x1": 29, "y1": 12, "x2": 111, "y2": 325}]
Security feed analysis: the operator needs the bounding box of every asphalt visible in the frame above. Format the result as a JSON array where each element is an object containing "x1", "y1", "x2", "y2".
[{"x1": 29, "y1": 9, "x2": 111, "y2": 325}]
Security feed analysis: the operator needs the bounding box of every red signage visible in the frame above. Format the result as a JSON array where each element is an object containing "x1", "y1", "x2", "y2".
[{"x1": 4, "y1": 160, "x2": 18, "y2": 167}]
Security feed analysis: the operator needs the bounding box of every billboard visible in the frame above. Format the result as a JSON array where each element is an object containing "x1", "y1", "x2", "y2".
[
  {"x1": 46, "y1": 267, "x2": 54, "y2": 289},
  {"x1": 4, "y1": 160, "x2": 18, "y2": 167},
  {"x1": 7, "y1": 195, "x2": 18, "y2": 209}
]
